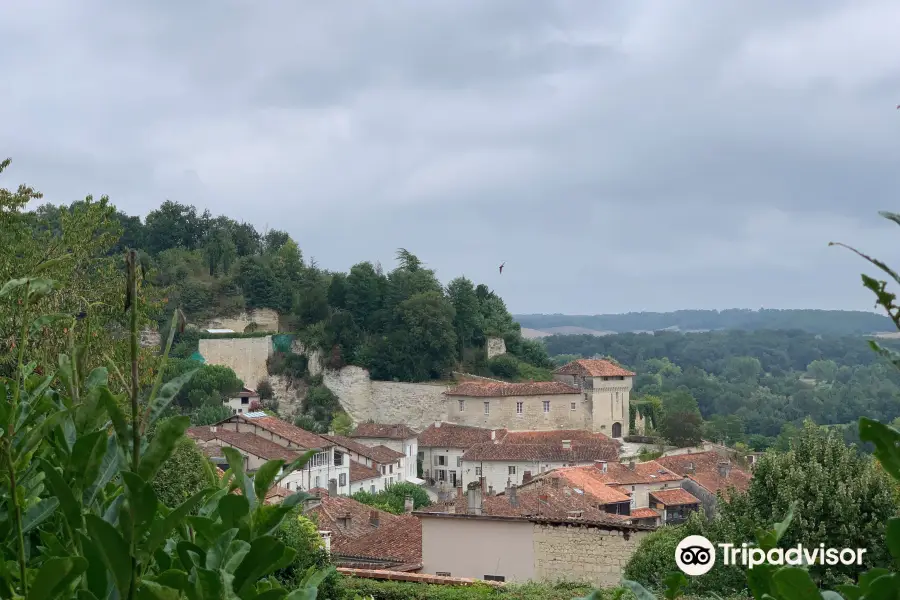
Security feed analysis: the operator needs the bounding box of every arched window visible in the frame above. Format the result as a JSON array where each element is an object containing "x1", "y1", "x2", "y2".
[{"x1": 612, "y1": 422, "x2": 623, "y2": 438}]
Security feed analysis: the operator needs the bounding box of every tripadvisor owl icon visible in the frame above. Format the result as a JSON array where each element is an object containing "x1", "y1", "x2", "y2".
[{"x1": 675, "y1": 535, "x2": 716, "y2": 576}]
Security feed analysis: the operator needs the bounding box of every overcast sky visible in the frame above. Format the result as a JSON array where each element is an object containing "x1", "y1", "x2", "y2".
[{"x1": 3, "y1": 1, "x2": 900, "y2": 315}]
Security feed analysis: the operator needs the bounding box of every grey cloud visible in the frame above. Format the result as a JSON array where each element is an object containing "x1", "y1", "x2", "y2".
[{"x1": 2, "y1": 0, "x2": 899, "y2": 314}]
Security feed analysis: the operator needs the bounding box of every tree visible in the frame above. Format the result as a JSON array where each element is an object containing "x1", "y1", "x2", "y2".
[
  {"x1": 807, "y1": 359, "x2": 838, "y2": 383},
  {"x1": 274, "y1": 510, "x2": 338, "y2": 595},
  {"x1": 447, "y1": 276, "x2": 483, "y2": 359},
  {"x1": 717, "y1": 421, "x2": 895, "y2": 584},
  {"x1": 151, "y1": 436, "x2": 217, "y2": 508},
  {"x1": 379, "y1": 291, "x2": 457, "y2": 381},
  {"x1": 331, "y1": 411, "x2": 353, "y2": 435},
  {"x1": 659, "y1": 389, "x2": 703, "y2": 446},
  {"x1": 164, "y1": 359, "x2": 243, "y2": 409},
  {"x1": 143, "y1": 199, "x2": 205, "y2": 253}
]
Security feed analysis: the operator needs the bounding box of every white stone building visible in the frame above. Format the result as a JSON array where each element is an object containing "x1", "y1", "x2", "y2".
[
  {"x1": 418, "y1": 422, "x2": 502, "y2": 489},
  {"x1": 224, "y1": 387, "x2": 259, "y2": 415},
  {"x1": 349, "y1": 423, "x2": 421, "y2": 483},
  {"x1": 322, "y1": 433, "x2": 407, "y2": 493},
  {"x1": 213, "y1": 412, "x2": 351, "y2": 494}
]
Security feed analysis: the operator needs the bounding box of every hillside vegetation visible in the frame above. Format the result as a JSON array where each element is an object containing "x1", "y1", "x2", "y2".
[
  {"x1": 516, "y1": 308, "x2": 892, "y2": 336},
  {"x1": 547, "y1": 329, "x2": 900, "y2": 450}
]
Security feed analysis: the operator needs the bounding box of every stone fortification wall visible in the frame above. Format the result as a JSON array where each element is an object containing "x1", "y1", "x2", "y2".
[
  {"x1": 323, "y1": 366, "x2": 449, "y2": 432},
  {"x1": 206, "y1": 308, "x2": 280, "y2": 333},
  {"x1": 486, "y1": 336, "x2": 507, "y2": 359},
  {"x1": 199, "y1": 336, "x2": 273, "y2": 390}
]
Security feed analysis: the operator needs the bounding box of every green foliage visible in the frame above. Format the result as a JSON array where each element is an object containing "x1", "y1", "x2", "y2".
[
  {"x1": 189, "y1": 403, "x2": 234, "y2": 426},
  {"x1": 151, "y1": 437, "x2": 217, "y2": 508},
  {"x1": 0, "y1": 260, "x2": 327, "y2": 599},
  {"x1": 258, "y1": 378, "x2": 275, "y2": 401},
  {"x1": 658, "y1": 390, "x2": 703, "y2": 447},
  {"x1": 331, "y1": 412, "x2": 353, "y2": 435},
  {"x1": 350, "y1": 482, "x2": 432, "y2": 514},
  {"x1": 164, "y1": 358, "x2": 243, "y2": 409},
  {"x1": 268, "y1": 351, "x2": 309, "y2": 382},
  {"x1": 302, "y1": 385, "x2": 341, "y2": 429},
  {"x1": 274, "y1": 510, "x2": 340, "y2": 597},
  {"x1": 338, "y1": 577, "x2": 599, "y2": 600},
  {"x1": 487, "y1": 354, "x2": 520, "y2": 379}
]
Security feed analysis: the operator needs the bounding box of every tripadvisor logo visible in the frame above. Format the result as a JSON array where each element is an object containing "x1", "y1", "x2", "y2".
[{"x1": 675, "y1": 535, "x2": 868, "y2": 576}]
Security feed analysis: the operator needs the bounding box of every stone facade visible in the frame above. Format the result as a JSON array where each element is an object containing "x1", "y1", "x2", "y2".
[
  {"x1": 205, "y1": 308, "x2": 281, "y2": 333},
  {"x1": 199, "y1": 336, "x2": 273, "y2": 390},
  {"x1": 532, "y1": 522, "x2": 647, "y2": 587},
  {"x1": 462, "y1": 458, "x2": 579, "y2": 491},
  {"x1": 449, "y1": 393, "x2": 588, "y2": 431},
  {"x1": 324, "y1": 366, "x2": 450, "y2": 432},
  {"x1": 486, "y1": 336, "x2": 507, "y2": 360},
  {"x1": 554, "y1": 373, "x2": 632, "y2": 437}
]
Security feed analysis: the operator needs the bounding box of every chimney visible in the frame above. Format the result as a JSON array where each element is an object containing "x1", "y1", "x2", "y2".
[
  {"x1": 488, "y1": 485, "x2": 494, "y2": 496},
  {"x1": 479, "y1": 476, "x2": 486, "y2": 491},
  {"x1": 508, "y1": 486, "x2": 518, "y2": 508},
  {"x1": 457, "y1": 486, "x2": 463, "y2": 499},
  {"x1": 210, "y1": 426, "x2": 217, "y2": 433},
  {"x1": 522, "y1": 471, "x2": 533, "y2": 484},
  {"x1": 318, "y1": 530, "x2": 332, "y2": 554},
  {"x1": 562, "y1": 440, "x2": 571, "y2": 450},
  {"x1": 328, "y1": 479, "x2": 338, "y2": 496},
  {"x1": 466, "y1": 484, "x2": 483, "y2": 515},
  {"x1": 369, "y1": 510, "x2": 379, "y2": 527},
  {"x1": 628, "y1": 460, "x2": 636, "y2": 471},
  {"x1": 686, "y1": 461, "x2": 695, "y2": 475},
  {"x1": 596, "y1": 460, "x2": 608, "y2": 473},
  {"x1": 434, "y1": 421, "x2": 442, "y2": 428},
  {"x1": 717, "y1": 460, "x2": 731, "y2": 479},
  {"x1": 404, "y1": 495, "x2": 414, "y2": 513},
  {"x1": 491, "y1": 429, "x2": 497, "y2": 441}
]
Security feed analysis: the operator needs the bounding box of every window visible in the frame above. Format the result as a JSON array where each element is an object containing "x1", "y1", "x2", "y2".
[
  {"x1": 370, "y1": 485, "x2": 375, "y2": 493},
  {"x1": 339, "y1": 473, "x2": 347, "y2": 486},
  {"x1": 232, "y1": 409, "x2": 237, "y2": 415},
  {"x1": 334, "y1": 451, "x2": 344, "y2": 466},
  {"x1": 570, "y1": 402, "x2": 577, "y2": 411},
  {"x1": 484, "y1": 575, "x2": 505, "y2": 582},
  {"x1": 516, "y1": 402, "x2": 523, "y2": 415},
  {"x1": 311, "y1": 452, "x2": 328, "y2": 467},
  {"x1": 475, "y1": 467, "x2": 482, "y2": 476},
  {"x1": 484, "y1": 401, "x2": 490, "y2": 415},
  {"x1": 241, "y1": 397, "x2": 249, "y2": 405},
  {"x1": 437, "y1": 455, "x2": 446, "y2": 466},
  {"x1": 543, "y1": 401, "x2": 550, "y2": 413},
  {"x1": 508, "y1": 466, "x2": 517, "y2": 475},
  {"x1": 380, "y1": 466, "x2": 386, "y2": 475},
  {"x1": 458, "y1": 400, "x2": 465, "y2": 412},
  {"x1": 390, "y1": 465, "x2": 394, "y2": 474},
  {"x1": 238, "y1": 408, "x2": 243, "y2": 413},
  {"x1": 438, "y1": 470, "x2": 446, "y2": 481},
  {"x1": 315, "y1": 475, "x2": 321, "y2": 488},
  {"x1": 456, "y1": 456, "x2": 462, "y2": 467}
]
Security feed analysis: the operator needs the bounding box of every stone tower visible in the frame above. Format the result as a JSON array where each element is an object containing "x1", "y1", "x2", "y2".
[{"x1": 551, "y1": 358, "x2": 635, "y2": 438}]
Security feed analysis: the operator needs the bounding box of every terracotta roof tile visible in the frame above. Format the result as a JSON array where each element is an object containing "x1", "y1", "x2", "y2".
[
  {"x1": 229, "y1": 414, "x2": 332, "y2": 449},
  {"x1": 502, "y1": 430, "x2": 618, "y2": 446},
  {"x1": 306, "y1": 495, "x2": 420, "y2": 564},
  {"x1": 444, "y1": 381, "x2": 581, "y2": 397},
  {"x1": 187, "y1": 427, "x2": 301, "y2": 462},
  {"x1": 650, "y1": 488, "x2": 701, "y2": 506},
  {"x1": 656, "y1": 452, "x2": 751, "y2": 495},
  {"x1": 535, "y1": 470, "x2": 631, "y2": 504},
  {"x1": 323, "y1": 434, "x2": 400, "y2": 465},
  {"x1": 351, "y1": 423, "x2": 418, "y2": 439},
  {"x1": 630, "y1": 507, "x2": 662, "y2": 519},
  {"x1": 524, "y1": 460, "x2": 682, "y2": 492},
  {"x1": 461, "y1": 440, "x2": 619, "y2": 463},
  {"x1": 418, "y1": 423, "x2": 503, "y2": 448},
  {"x1": 349, "y1": 460, "x2": 381, "y2": 483},
  {"x1": 370, "y1": 444, "x2": 405, "y2": 462},
  {"x1": 553, "y1": 359, "x2": 635, "y2": 377}
]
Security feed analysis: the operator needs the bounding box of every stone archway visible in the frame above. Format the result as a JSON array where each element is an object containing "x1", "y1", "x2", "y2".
[{"x1": 612, "y1": 422, "x2": 623, "y2": 438}]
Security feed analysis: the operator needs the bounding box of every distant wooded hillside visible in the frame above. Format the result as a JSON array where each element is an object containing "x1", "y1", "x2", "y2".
[{"x1": 515, "y1": 309, "x2": 892, "y2": 337}]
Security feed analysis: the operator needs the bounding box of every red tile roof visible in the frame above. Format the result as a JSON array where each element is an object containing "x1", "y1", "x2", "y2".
[
  {"x1": 306, "y1": 495, "x2": 421, "y2": 565},
  {"x1": 656, "y1": 452, "x2": 751, "y2": 496},
  {"x1": 650, "y1": 488, "x2": 701, "y2": 506},
  {"x1": 228, "y1": 414, "x2": 332, "y2": 449},
  {"x1": 524, "y1": 460, "x2": 682, "y2": 494},
  {"x1": 502, "y1": 429, "x2": 617, "y2": 446},
  {"x1": 461, "y1": 440, "x2": 619, "y2": 463},
  {"x1": 187, "y1": 427, "x2": 301, "y2": 462},
  {"x1": 351, "y1": 423, "x2": 418, "y2": 439},
  {"x1": 324, "y1": 434, "x2": 401, "y2": 465},
  {"x1": 630, "y1": 507, "x2": 661, "y2": 519},
  {"x1": 349, "y1": 460, "x2": 381, "y2": 483},
  {"x1": 535, "y1": 470, "x2": 631, "y2": 504},
  {"x1": 444, "y1": 381, "x2": 581, "y2": 397},
  {"x1": 553, "y1": 359, "x2": 635, "y2": 377},
  {"x1": 418, "y1": 423, "x2": 504, "y2": 448}
]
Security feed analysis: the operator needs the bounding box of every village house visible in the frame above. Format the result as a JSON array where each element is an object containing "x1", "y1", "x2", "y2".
[
  {"x1": 322, "y1": 433, "x2": 407, "y2": 493},
  {"x1": 224, "y1": 387, "x2": 259, "y2": 415},
  {"x1": 210, "y1": 412, "x2": 351, "y2": 494},
  {"x1": 418, "y1": 422, "x2": 504, "y2": 489},
  {"x1": 349, "y1": 423, "x2": 421, "y2": 483},
  {"x1": 442, "y1": 359, "x2": 635, "y2": 438},
  {"x1": 415, "y1": 485, "x2": 651, "y2": 586},
  {"x1": 519, "y1": 459, "x2": 691, "y2": 520},
  {"x1": 305, "y1": 491, "x2": 422, "y2": 571},
  {"x1": 460, "y1": 430, "x2": 620, "y2": 492},
  {"x1": 656, "y1": 452, "x2": 752, "y2": 517},
  {"x1": 649, "y1": 489, "x2": 701, "y2": 525}
]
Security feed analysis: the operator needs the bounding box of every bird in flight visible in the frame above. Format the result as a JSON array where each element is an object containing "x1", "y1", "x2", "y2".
[{"x1": 499, "y1": 262, "x2": 505, "y2": 275}]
